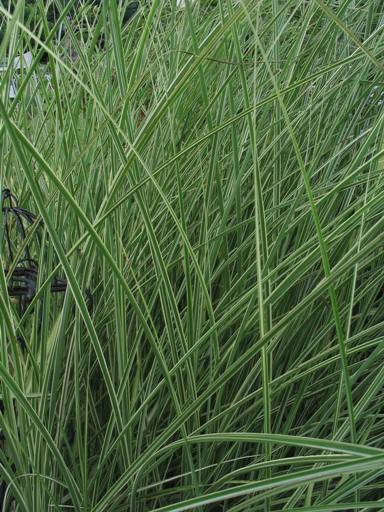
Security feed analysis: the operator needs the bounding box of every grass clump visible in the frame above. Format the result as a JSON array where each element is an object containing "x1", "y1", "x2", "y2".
[{"x1": 1, "y1": 0, "x2": 384, "y2": 510}]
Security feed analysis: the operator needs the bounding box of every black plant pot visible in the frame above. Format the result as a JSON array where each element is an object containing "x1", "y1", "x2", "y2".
[{"x1": 1, "y1": 189, "x2": 67, "y2": 314}]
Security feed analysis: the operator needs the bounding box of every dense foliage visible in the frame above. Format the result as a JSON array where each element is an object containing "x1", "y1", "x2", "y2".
[
  {"x1": 1, "y1": 1, "x2": 384, "y2": 511},
  {"x1": 0, "y1": 0, "x2": 140, "y2": 45}
]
